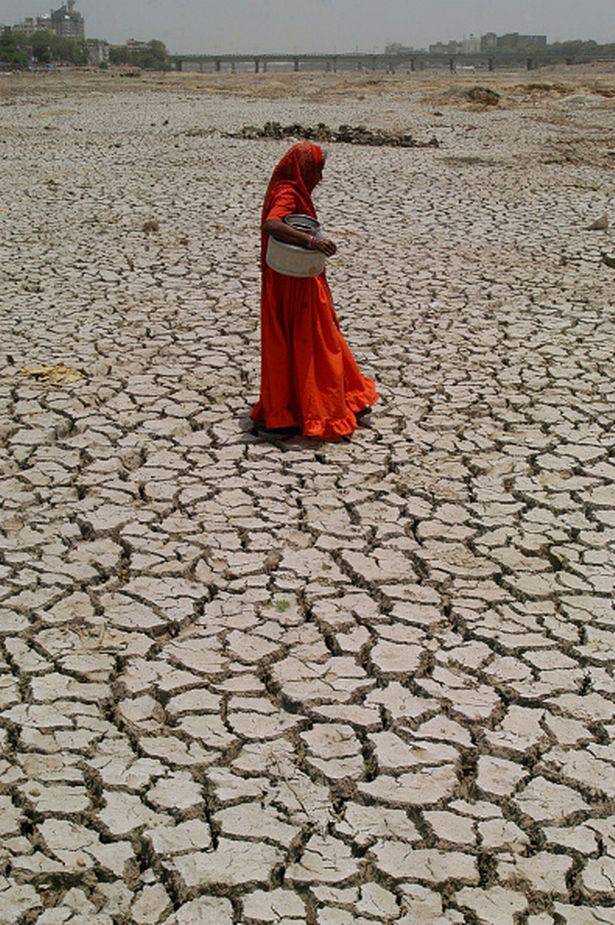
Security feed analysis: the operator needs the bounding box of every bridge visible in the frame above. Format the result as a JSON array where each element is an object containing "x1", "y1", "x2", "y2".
[{"x1": 171, "y1": 51, "x2": 551, "y2": 74}]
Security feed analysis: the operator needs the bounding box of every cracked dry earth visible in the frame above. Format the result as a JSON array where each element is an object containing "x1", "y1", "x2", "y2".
[{"x1": 0, "y1": 71, "x2": 614, "y2": 925}]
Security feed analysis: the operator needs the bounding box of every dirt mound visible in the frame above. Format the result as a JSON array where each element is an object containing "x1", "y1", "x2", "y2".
[
  {"x1": 506, "y1": 79, "x2": 615, "y2": 104},
  {"x1": 465, "y1": 86, "x2": 500, "y2": 106},
  {"x1": 514, "y1": 81, "x2": 574, "y2": 98},
  {"x1": 422, "y1": 82, "x2": 505, "y2": 110}
]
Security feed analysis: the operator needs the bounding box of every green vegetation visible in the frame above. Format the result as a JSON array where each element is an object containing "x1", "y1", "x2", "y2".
[
  {"x1": 0, "y1": 31, "x2": 169, "y2": 71},
  {"x1": 109, "y1": 40, "x2": 169, "y2": 70},
  {"x1": 32, "y1": 30, "x2": 87, "y2": 64},
  {"x1": 0, "y1": 29, "x2": 88, "y2": 67},
  {"x1": 0, "y1": 31, "x2": 28, "y2": 67},
  {"x1": 539, "y1": 39, "x2": 615, "y2": 63},
  {"x1": 0, "y1": 30, "x2": 29, "y2": 67}
]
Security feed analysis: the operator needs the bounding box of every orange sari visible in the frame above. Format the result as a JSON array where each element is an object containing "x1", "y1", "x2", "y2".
[{"x1": 251, "y1": 142, "x2": 378, "y2": 440}]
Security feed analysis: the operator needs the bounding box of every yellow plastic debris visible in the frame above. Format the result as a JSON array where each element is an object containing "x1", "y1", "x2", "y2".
[{"x1": 20, "y1": 365, "x2": 82, "y2": 385}]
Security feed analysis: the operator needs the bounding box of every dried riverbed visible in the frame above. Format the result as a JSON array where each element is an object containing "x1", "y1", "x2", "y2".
[{"x1": 0, "y1": 66, "x2": 614, "y2": 925}]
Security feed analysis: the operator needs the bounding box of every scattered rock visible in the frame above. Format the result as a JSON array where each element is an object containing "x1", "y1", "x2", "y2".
[
  {"x1": 601, "y1": 251, "x2": 615, "y2": 268},
  {"x1": 586, "y1": 212, "x2": 608, "y2": 230},
  {"x1": 19, "y1": 364, "x2": 82, "y2": 385}
]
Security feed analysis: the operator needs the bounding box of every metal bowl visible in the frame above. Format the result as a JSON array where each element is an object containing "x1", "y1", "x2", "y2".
[
  {"x1": 266, "y1": 213, "x2": 326, "y2": 278},
  {"x1": 266, "y1": 236, "x2": 326, "y2": 278},
  {"x1": 283, "y1": 214, "x2": 321, "y2": 236}
]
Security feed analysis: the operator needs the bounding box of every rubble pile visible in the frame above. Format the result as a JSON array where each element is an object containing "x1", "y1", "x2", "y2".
[{"x1": 227, "y1": 121, "x2": 440, "y2": 148}]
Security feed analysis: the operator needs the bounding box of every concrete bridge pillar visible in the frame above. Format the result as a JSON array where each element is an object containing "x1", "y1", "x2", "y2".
[
  {"x1": 255, "y1": 58, "x2": 260, "y2": 73},
  {"x1": 294, "y1": 57, "x2": 299, "y2": 72}
]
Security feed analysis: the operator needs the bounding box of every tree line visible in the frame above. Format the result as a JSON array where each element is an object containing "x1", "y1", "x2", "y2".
[
  {"x1": 109, "y1": 40, "x2": 168, "y2": 69},
  {"x1": 0, "y1": 30, "x2": 86, "y2": 67},
  {"x1": 0, "y1": 30, "x2": 169, "y2": 69},
  {"x1": 543, "y1": 39, "x2": 615, "y2": 60}
]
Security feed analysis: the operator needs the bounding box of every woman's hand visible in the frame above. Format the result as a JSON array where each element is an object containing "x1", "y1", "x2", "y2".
[
  {"x1": 310, "y1": 236, "x2": 337, "y2": 257},
  {"x1": 263, "y1": 219, "x2": 337, "y2": 257}
]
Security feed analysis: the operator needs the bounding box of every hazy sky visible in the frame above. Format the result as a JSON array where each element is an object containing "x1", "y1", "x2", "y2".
[{"x1": 1, "y1": 0, "x2": 614, "y2": 53}]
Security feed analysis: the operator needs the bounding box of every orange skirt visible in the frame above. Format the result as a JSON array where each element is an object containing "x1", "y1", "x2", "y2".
[{"x1": 251, "y1": 268, "x2": 378, "y2": 439}]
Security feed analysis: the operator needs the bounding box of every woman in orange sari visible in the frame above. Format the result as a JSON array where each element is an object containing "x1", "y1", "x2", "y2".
[{"x1": 251, "y1": 142, "x2": 378, "y2": 440}]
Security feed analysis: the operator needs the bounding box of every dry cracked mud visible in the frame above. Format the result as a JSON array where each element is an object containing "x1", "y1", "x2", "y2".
[{"x1": 0, "y1": 67, "x2": 614, "y2": 925}]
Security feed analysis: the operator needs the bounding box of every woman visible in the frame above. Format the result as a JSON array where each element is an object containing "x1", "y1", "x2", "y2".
[{"x1": 251, "y1": 141, "x2": 378, "y2": 440}]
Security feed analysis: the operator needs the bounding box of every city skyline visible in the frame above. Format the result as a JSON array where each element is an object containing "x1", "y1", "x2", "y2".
[{"x1": 1, "y1": 0, "x2": 614, "y2": 52}]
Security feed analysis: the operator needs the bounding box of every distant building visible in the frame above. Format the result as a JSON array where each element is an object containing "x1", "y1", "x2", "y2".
[
  {"x1": 497, "y1": 32, "x2": 547, "y2": 51},
  {"x1": 429, "y1": 40, "x2": 462, "y2": 55},
  {"x1": 11, "y1": 1, "x2": 84, "y2": 39},
  {"x1": 126, "y1": 38, "x2": 150, "y2": 51},
  {"x1": 461, "y1": 33, "x2": 481, "y2": 54},
  {"x1": 524, "y1": 34, "x2": 547, "y2": 49},
  {"x1": 12, "y1": 14, "x2": 52, "y2": 34},
  {"x1": 391, "y1": 29, "x2": 553, "y2": 58},
  {"x1": 481, "y1": 32, "x2": 498, "y2": 52},
  {"x1": 385, "y1": 43, "x2": 419, "y2": 55},
  {"x1": 497, "y1": 33, "x2": 521, "y2": 50},
  {"x1": 425, "y1": 31, "x2": 547, "y2": 56},
  {"x1": 50, "y1": 1, "x2": 84, "y2": 39},
  {"x1": 86, "y1": 39, "x2": 109, "y2": 65},
  {"x1": 12, "y1": 17, "x2": 36, "y2": 34}
]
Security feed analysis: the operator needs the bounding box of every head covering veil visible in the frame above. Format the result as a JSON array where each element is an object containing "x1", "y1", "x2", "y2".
[{"x1": 260, "y1": 141, "x2": 324, "y2": 269}]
